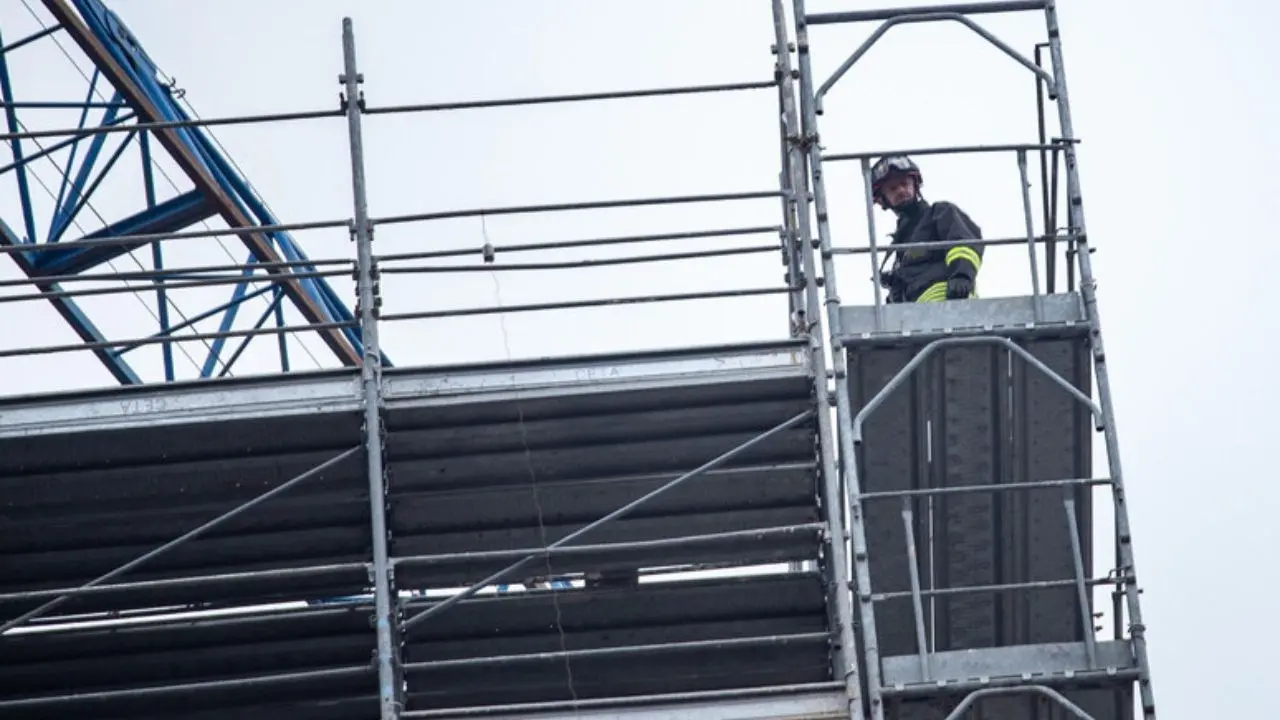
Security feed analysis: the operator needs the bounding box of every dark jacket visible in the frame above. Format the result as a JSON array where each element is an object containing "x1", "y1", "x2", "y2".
[{"x1": 882, "y1": 199, "x2": 984, "y2": 303}]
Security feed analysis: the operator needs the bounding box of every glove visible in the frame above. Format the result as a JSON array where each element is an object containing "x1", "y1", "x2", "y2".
[
  {"x1": 946, "y1": 274, "x2": 973, "y2": 299},
  {"x1": 878, "y1": 271, "x2": 895, "y2": 289}
]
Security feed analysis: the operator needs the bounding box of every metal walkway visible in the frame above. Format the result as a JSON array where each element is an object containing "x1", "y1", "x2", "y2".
[{"x1": 0, "y1": 1, "x2": 1156, "y2": 719}]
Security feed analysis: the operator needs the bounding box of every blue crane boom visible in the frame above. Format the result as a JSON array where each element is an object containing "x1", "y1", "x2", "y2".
[{"x1": 0, "y1": 0, "x2": 389, "y2": 383}]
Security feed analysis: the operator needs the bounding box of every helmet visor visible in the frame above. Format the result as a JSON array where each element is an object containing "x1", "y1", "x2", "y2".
[{"x1": 871, "y1": 155, "x2": 917, "y2": 186}]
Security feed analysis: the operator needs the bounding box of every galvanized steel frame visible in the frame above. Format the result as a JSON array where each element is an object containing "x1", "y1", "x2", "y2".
[
  {"x1": 785, "y1": 1, "x2": 1157, "y2": 718},
  {"x1": 0, "y1": 2, "x2": 1159, "y2": 720}
]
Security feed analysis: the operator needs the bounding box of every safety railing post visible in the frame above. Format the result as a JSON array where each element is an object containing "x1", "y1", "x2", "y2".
[
  {"x1": 340, "y1": 17, "x2": 403, "y2": 720},
  {"x1": 772, "y1": 1, "x2": 866, "y2": 718},
  {"x1": 790, "y1": 1, "x2": 906, "y2": 718},
  {"x1": 1016, "y1": 149, "x2": 1045, "y2": 319}
]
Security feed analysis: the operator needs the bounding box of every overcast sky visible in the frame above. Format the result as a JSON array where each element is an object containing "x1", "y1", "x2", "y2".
[{"x1": 1, "y1": 1, "x2": 1276, "y2": 717}]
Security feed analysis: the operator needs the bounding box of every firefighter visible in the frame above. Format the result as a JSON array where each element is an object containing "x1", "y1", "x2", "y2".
[{"x1": 870, "y1": 155, "x2": 983, "y2": 304}]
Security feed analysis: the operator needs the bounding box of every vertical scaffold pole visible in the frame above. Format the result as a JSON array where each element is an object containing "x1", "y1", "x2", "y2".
[
  {"x1": 775, "y1": 6, "x2": 811, "y2": 578},
  {"x1": 770, "y1": 2, "x2": 865, "y2": 718},
  {"x1": 789, "y1": 1, "x2": 890, "y2": 718},
  {"x1": 341, "y1": 17, "x2": 402, "y2": 719},
  {"x1": 1042, "y1": 2, "x2": 1155, "y2": 717},
  {"x1": 776, "y1": 72, "x2": 805, "y2": 342}
]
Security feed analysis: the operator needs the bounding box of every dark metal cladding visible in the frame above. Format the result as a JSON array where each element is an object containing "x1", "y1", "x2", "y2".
[
  {"x1": 0, "y1": 339, "x2": 837, "y2": 718},
  {"x1": 841, "y1": 294, "x2": 1133, "y2": 720},
  {"x1": 402, "y1": 574, "x2": 832, "y2": 710}
]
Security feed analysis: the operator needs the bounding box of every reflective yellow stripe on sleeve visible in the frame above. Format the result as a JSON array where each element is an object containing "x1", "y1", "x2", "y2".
[
  {"x1": 916, "y1": 280, "x2": 979, "y2": 303},
  {"x1": 945, "y1": 246, "x2": 982, "y2": 269},
  {"x1": 916, "y1": 281, "x2": 949, "y2": 303}
]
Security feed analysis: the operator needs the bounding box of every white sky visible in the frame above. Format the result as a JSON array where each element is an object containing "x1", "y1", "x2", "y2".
[{"x1": 1, "y1": 1, "x2": 1277, "y2": 717}]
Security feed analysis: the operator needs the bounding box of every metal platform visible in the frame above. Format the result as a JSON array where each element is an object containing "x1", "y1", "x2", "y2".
[
  {"x1": 784, "y1": 0, "x2": 1159, "y2": 715},
  {"x1": 0, "y1": 339, "x2": 844, "y2": 719},
  {"x1": 839, "y1": 295, "x2": 1135, "y2": 719}
]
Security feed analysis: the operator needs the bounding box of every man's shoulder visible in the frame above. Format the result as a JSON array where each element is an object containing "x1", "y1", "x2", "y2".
[
  {"x1": 928, "y1": 199, "x2": 967, "y2": 214},
  {"x1": 927, "y1": 200, "x2": 978, "y2": 224}
]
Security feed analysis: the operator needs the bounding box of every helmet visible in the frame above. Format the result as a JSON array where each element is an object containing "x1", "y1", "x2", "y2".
[{"x1": 870, "y1": 155, "x2": 922, "y2": 209}]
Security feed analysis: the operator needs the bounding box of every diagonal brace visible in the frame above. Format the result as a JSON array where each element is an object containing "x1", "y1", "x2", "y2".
[
  {"x1": 400, "y1": 408, "x2": 816, "y2": 632},
  {"x1": 852, "y1": 335, "x2": 1101, "y2": 444},
  {"x1": 0, "y1": 445, "x2": 360, "y2": 634}
]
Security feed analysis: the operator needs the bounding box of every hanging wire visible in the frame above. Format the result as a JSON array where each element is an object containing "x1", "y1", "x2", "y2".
[{"x1": 481, "y1": 214, "x2": 582, "y2": 710}]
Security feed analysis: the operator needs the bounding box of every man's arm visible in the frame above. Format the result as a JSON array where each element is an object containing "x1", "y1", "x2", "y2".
[{"x1": 932, "y1": 202, "x2": 983, "y2": 298}]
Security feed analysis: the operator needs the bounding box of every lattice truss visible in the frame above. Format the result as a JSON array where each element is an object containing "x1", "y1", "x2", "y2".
[{"x1": 0, "y1": 0, "x2": 371, "y2": 387}]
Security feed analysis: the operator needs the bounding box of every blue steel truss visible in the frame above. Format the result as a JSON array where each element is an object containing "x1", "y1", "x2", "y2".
[{"x1": 0, "y1": 0, "x2": 391, "y2": 384}]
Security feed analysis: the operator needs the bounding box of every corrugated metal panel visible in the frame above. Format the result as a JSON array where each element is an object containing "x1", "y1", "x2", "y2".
[
  {"x1": 0, "y1": 339, "x2": 827, "y2": 718},
  {"x1": 0, "y1": 604, "x2": 378, "y2": 719},
  {"x1": 840, "y1": 293, "x2": 1130, "y2": 720},
  {"x1": 387, "y1": 341, "x2": 830, "y2": 712},
  {"x1": 403, "y1": 574, "x2": 833, "y2": 710},
  {"x1": 0, "y1": 434, "x2": 371, "y2": 617}
]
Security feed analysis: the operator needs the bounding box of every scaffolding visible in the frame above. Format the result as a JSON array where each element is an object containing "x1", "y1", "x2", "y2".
[{"x1": 0, "y1": 1, "x2": 1156, "y2": 719}]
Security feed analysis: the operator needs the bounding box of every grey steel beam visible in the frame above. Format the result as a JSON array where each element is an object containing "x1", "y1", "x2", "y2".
[
  {"x1": 771, "y1": 2, "x2": 864, "y2": 717},
  {"x1": 376, "y1": 225, "x2": 781, "y2": 263},
  {"x1": 381, "y1": 286, "x2": 792, "y2": 323},
  {"x1": 340, "y1": 18, "x2": 402, "y2": 719},
  {"x1": 879, "y1": 638, "x2": 1137, "y2": 690},
  {"x1": 824, "y1": 141, "x2": 1063, "y2": 162},
  {"x1": 0, "y1": 373, "x2": 361, "y2": 438},
  {"x1": 363, "y1": 80, "x2": 777, "y2": 116},
  {"x1": 372, "y1": 190, "x2": 781, "y2": 227},
  {"x1": 807, "y1": 1, "x2": 1046, "y2": 25},
  {"x1": 399, "y1": 407, "x2": 816, "y2": 632},
  {"x1": 0, "y1": 339, "x2": 807, "y2": 439},
  {"x1": 882, "y1": 667, "x2": 1142, "y2": 700},
  {"x1": 836, "y1": 292, "x2": 1086, "y2": 344},
  {"x1": 381, "y1": 339, "x2": 808, "y2": 405},
  {"x1": 0, "y1": 83, "x2": 777, "y2": 143},
  {"x1": 0, "y1": 445, "x2": 360, "y2": 635}
]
